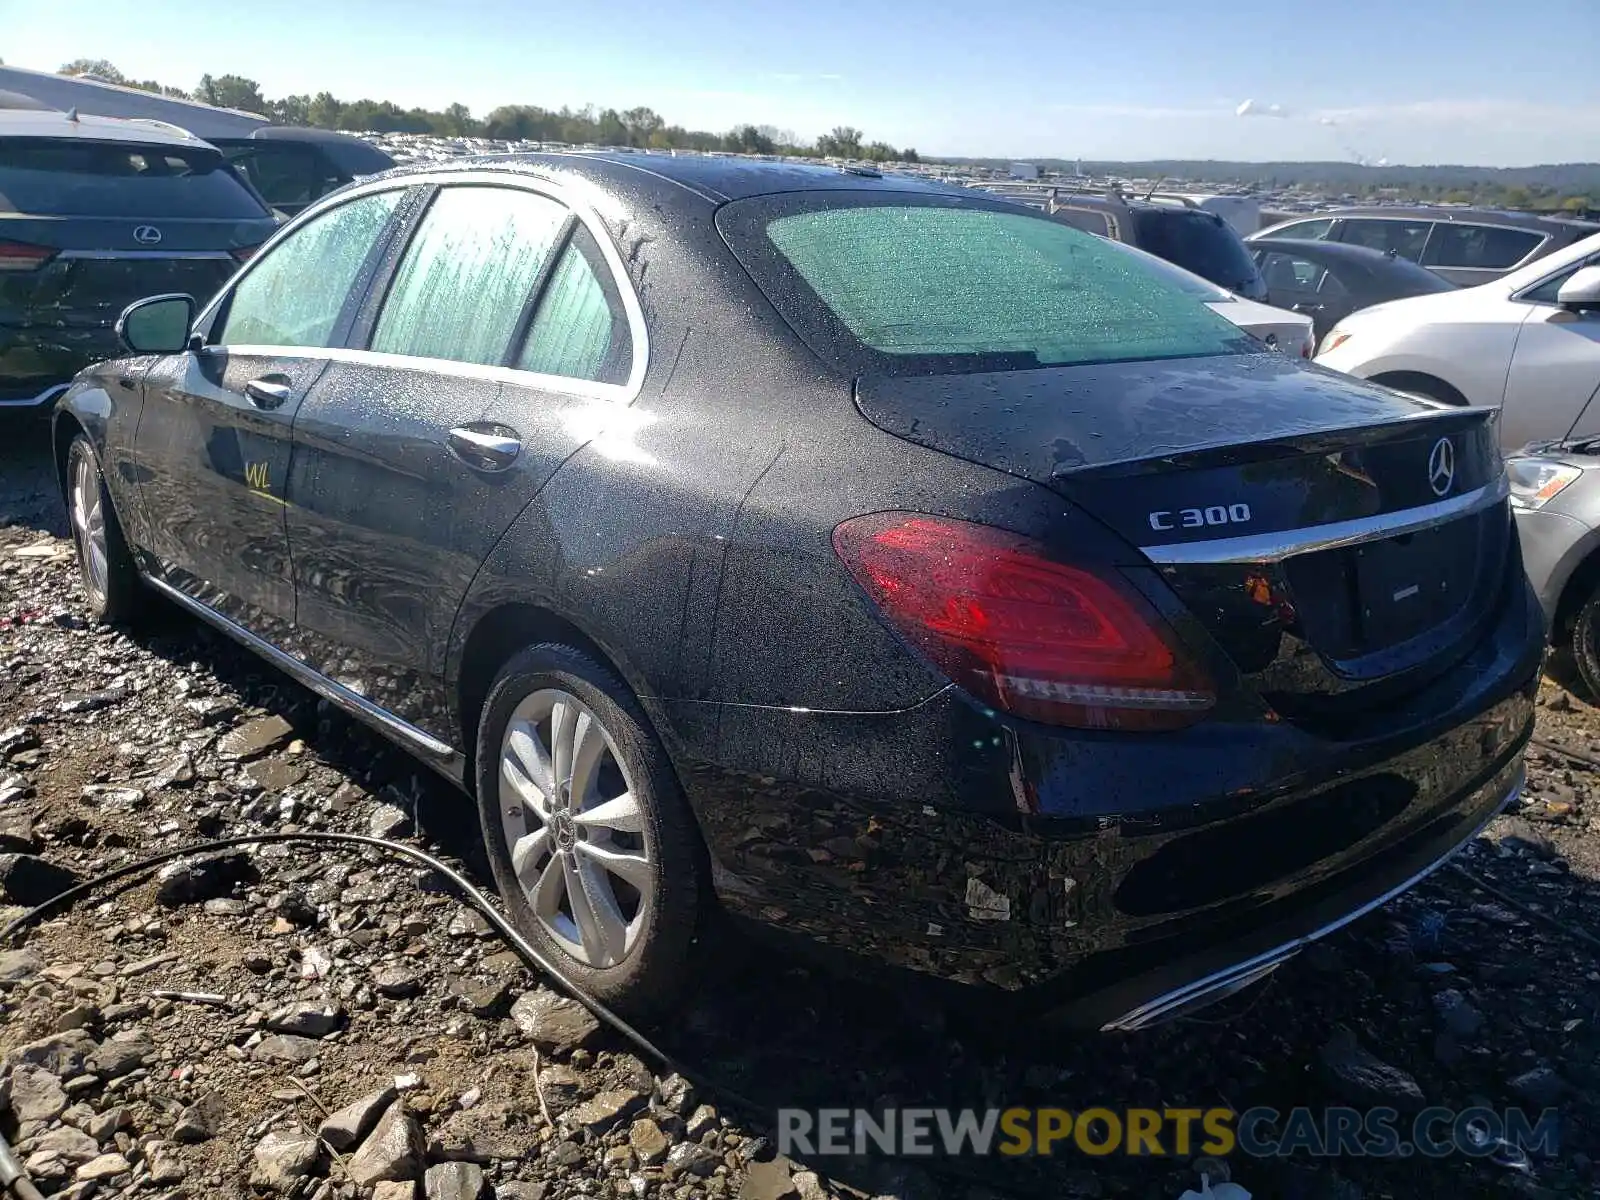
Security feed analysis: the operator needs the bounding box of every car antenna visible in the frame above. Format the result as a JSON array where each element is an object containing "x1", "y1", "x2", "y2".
[
  {"x1": 65, "y1": 106, "x2": 79, "y2": 122},
  {"x1": 1144, "y1": 176, "x2": 1164, "y2": 201}
]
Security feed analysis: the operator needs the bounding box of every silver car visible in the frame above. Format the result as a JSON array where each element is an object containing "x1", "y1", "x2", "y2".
[{"x1": 1509, "y1": 440, "x2": 1600, "y2": 694}]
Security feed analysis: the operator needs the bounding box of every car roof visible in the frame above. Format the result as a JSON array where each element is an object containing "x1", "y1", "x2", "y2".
[
  {"x1": 374, "y1": 151, "x2": 967, "y2": 204},
  {"x1": 0, "y1": 107, "x2": 216, "y2": 149},
  {"x1": 1291, "y1": 205, "x2": 1600, "y2": 233}
]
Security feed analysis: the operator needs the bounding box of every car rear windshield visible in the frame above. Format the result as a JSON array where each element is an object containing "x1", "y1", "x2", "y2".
[
  {"x1": 1133, "y1": 208, "x2": 1261, "y2": 294},
  {"x1": 717, "y1": 193, "x2": 1252, "y2": 377},
  {"x1": 0, "y1": 139, "x2": 269, "y2": 218}
]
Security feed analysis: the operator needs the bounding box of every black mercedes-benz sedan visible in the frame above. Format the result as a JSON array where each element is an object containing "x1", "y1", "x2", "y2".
[{"x1": 54, "y1": 155, "x2": 1542, "y2": 1029}]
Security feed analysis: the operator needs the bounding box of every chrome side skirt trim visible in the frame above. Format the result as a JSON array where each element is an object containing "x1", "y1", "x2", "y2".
[
  {"x1": 1101, "y1": 766, "x2": 1524, "y2": 1032},
  {"x1": 1140, "y1": 473, "x2": 1509, "y2": 565},
  {"x1": 0, "y1": 383, "x2": 70, "y2": 409},
  {"x1": 142, "y1": 574, "x2": 459, "y2": 761}
]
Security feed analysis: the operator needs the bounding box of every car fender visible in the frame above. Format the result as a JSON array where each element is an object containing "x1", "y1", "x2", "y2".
[{"x1": 53, "y1": 362, "x2": 154, "y2": 550}]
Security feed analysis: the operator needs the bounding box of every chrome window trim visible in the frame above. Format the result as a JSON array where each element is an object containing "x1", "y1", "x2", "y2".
[
  {"x1": 59, "y1": 249, "x2": 236, "y2": 261},
  {"x1": 1140, "y1": 472, "x2": 1508, "y2": 565},
  {"x1": 192, "y1": 170, "x2": 650, "y2": 404}
]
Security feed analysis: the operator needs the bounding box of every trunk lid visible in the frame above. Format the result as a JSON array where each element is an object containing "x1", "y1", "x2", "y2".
[{"x1": 855, "y1": 354, "x2": 1510, "y2": 734}]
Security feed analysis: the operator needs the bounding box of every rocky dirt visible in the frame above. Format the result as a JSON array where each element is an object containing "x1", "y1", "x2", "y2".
[{"x1": 4, "y1": 419, "x2": 1600, "y2": 1200}]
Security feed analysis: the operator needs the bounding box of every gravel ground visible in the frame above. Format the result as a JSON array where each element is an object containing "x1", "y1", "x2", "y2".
[{"x1": 4, "y1": 419, "x2": 1600, "y2": 1200}]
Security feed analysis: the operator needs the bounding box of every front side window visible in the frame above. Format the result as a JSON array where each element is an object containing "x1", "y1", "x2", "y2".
[
  {"x1": 719, "y1": 196, "x2": 1251, "y2": 377},
  {"x1": 371, "y1": 185, "x2": 569, "y2": 367},
  {"x1": 1340, "y1": 218, "x2": 1432, "y2": 261},
  {"x1": 1426, "y1": 224, "x2": 1544, "y2": 270},
  {"x1": 1260, "y1": 251, "x2": 1322, "y2": 291},
  {"x1": 516, "y1": 226, "x2": 632, "y2": 384},
  {"x1": 1265, "y1": 218, "x2": 1334, "y2": 242},
  {"x1": 1524, "y1": 252, "x2": 1600, "y2": 304},
  {"x1": 216, "y1": 188, "x2": 403, "y2": 348}
]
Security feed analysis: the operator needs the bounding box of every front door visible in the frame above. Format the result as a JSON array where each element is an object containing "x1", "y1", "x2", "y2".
[
  {"x1": 133, "y1": 187, "x2": 408, "y2": 640},
  {"x1": 284, "y1": 182, "x2": 642, "y2": 744}
]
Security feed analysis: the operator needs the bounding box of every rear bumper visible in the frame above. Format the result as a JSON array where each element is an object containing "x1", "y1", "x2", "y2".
[
  {"x1": 663, "y1": 563, "x2": 1543, "y2": 1022},
  {"x1": 0, "y1": 323, "x2": 122, "y2": 407},
  {"x1": 1089, "y1": 759, "x2": 1523, "y2": 1030}
]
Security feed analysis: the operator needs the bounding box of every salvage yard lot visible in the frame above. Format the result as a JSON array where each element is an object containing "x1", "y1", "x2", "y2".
[{"x1": 2, "y1": 422, "x2": 1600, "y2": 1200}]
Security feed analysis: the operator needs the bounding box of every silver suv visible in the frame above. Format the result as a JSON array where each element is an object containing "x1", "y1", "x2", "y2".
[{"x1": 1254, "y1": 206, "x2": 1600, "y2": 287}]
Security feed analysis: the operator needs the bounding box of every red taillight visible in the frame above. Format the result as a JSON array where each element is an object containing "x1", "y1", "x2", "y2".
[
  {"x1": 230, "y1": 245, "x2": 261, "y2": 264},
  {"x1": 0, "y1": 239, "x2": 57, "y2": 272},
  {"x1": 832, "y1": 513, "x2": 1214, "y2": 731}
]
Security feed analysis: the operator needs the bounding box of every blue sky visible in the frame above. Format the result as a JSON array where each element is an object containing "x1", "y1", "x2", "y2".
[{"x1": 4, "y1": 0, "x2": 1597, "y2": 165}]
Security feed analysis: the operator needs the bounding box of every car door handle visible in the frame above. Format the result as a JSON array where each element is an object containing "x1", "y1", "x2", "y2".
[
  {"x1": 448, "y1": 426, "x2": 522, "y2": 471},
  {"x1": 244, "y1": 377, "x2": 294, "y2": 410},
  {"x1": 1291, "y1": 302, "x2": 1324, "y2": 314}
]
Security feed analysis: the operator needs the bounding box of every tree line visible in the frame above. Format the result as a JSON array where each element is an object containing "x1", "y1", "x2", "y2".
[{"x1": 57, "y1": 60, "x2": 920, "y2": 163}]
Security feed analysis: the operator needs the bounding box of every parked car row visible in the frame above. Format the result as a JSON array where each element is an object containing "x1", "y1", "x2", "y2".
[{"x1": 51, "y1": 154, "x2": 1539, "y2": 1031}]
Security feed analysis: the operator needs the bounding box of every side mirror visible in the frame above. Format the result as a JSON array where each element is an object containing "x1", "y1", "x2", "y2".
[
  {"x1": 116, "y1": 294, "x2": 196, "y2": 354},
  {"x1": 1557, "y1": 266, "x2": 1600, "y2": 312}
]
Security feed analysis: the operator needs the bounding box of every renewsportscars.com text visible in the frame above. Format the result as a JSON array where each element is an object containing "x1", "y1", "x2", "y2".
[{"x1": 778, "y1": 1106, "x2": 1560, "y2": 1159}]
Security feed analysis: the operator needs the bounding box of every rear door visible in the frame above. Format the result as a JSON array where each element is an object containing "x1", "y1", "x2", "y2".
[
  {"x1": 134, "y1": 186, "x2": 408, "y2": 641},
  {"x1": 0, "y1": 136, "x2": 276, "y2": 404},
  {"x1": 284, "y1": 179, "x2": 641, "y2": 744}
]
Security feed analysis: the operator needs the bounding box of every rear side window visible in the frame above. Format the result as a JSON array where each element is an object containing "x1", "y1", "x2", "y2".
[
  {"x1": 1425, "y1": 224, "x2": 1543, "y2": 270},
  {"x1": 0, "y1": 138, "x2": 268, "y2": 218},
  {"x1": 720, "y1": 195, "x2": 1250, "y2": 376},
  {"x1": 217, "y1": 189, "x2": 403, "y2": 348},
  {"x1": 1340, "y1": 218, "x2": 1432, "y2": 261},
  {"x1": 1051, "y1": 207, "x2": 1111, "y2": 236},
  {"x1": 1265, "y1": 218, "x2": 1335, "y2": 241},
  {"x1": 516, "y1": 226, "x2": 632, "y2": 384},
  {"x1": 372, "y1": 185, "x2": 568, "y2": 367},
  {"x1": 1132, "y1": 209, "x2": 1261, "y2": 293}
]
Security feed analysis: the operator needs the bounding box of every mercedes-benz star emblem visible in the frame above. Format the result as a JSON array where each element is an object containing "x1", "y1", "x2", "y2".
[
  {"x1": 132, "y1": 225, "x2": 162, "y2": 246},
  {"x1": 1427, "y1": 436, "x2": 1456, "y2": 497}
]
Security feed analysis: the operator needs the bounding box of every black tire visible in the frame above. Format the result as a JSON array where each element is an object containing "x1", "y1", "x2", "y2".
[
  {"x1": 64, "y1": 434, "x2": 144, "y2": 626},
  {"x1": 1569, "y1": 589, "x2": 1600, "y2": 703},
  {"x1": 474, "y1": 642, "x2": 704, "y2": 1016}
]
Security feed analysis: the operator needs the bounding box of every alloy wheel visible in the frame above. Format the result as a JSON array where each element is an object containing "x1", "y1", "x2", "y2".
[
  {"x1": 498, "y1": 688, "x2": 652, "y2": 967},
  {"x1": 70, "y1": 450, "x2": 109, "y2": 603}
]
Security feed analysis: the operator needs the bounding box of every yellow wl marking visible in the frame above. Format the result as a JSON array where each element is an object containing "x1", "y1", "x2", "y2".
[{"x1": 244, "y1": 462, "x2": 271, "y2": 492}]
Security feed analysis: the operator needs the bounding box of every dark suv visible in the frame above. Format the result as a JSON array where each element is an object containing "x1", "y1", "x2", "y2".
[
  {"x1": 0, "y1": 109, "x2": 277, "y2": 413},
  {"x1": 1023, "y1": 188, "x2": 1269, "y2": 300}
]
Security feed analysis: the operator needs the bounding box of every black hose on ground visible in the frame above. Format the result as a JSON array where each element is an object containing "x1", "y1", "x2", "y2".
[{"x1": 0, "y1": 831, "x2": 766, "y2": 1200}]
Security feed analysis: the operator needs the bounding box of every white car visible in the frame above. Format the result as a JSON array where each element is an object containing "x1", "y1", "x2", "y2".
[
  {"x1": 1114, "y1": 241, "x2": 1314, "y2": 356},
  {"x1": 1316, "y1": 230, "x2": 1600, "y2": 450}
]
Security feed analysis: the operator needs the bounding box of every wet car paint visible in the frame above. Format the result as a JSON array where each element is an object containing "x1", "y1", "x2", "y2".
[{"x1": 56, "y1": 154, "x2": 1544, "y2": 1023}]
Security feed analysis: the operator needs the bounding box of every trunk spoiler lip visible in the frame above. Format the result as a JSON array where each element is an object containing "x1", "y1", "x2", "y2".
[
  {"x1": 1139, "y1": 470, "x2": 1509, "y2": 566},
  {"x1": 1044, "y1": 405, "x2": 1499, "y2": 481}
]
